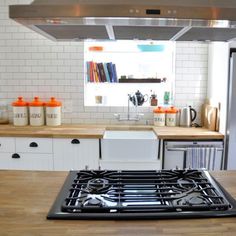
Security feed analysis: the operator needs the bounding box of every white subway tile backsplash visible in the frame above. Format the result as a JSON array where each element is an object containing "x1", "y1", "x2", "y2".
[{"x1": 0, "y1": 1, "x2": 208, "y2": 124}]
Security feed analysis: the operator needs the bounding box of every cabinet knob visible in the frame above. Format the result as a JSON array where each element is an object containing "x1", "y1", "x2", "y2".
[
  {"x1": 71, "y1": 139, "x2": 80, "y2": 144},
  {"x1": 29, "y1": 142, "x2": 38, "y2": 147},
  {"x1": 12, "y1": 153, "x2": 20, "y2": 159}
]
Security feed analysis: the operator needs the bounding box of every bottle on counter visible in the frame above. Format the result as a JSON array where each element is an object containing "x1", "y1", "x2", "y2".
[
  {"x1": 12, "y1": 97, "x2": 28, "y2": 126},
  {"x1": 153, "y1": 106, "x2": 165, "y2": 126},
  {"x1": 0, "y1": 101, "x2": 9, "y2": 124},
  {"x1": 163, "y1": 91, "x2": 170, "y2": 105},
  {"x1": 45, "y1": 97, "x2": 62, "y2": 126},
  {"x1": 150, "y1": 93, "x2": 158, "y2": 106},
  {"x1": 166, "y1": 106, "x2": 178, "y2": 127},
  {"x1": 29, "y1": 97, "x2": 45, "y2": 126}
]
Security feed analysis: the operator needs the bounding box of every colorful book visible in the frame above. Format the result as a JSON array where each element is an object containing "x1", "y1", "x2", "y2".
[
  {"x1": 112, "y1": 63, "x2": 118, "y2": 83},
  {"x1": 97, "y1": 63, "x2": 106, "y2": 82},
  {"x1": 106, "y1": 62, "x2": 114, "y2": 82},
  {"x1": 103, "y1": 63, "x2": 110, "y2": 82},
  {"x1": 92, "y1": 62, "x2": 99, "y2": 82},
  {"x1": 86, "y1": 61, "x2": 90, "y2": 82}
]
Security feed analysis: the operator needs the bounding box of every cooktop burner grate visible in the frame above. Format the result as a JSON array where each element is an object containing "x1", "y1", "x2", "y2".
[{"x1": 47, "y1": 170, "x2": 236, "y2": 219}]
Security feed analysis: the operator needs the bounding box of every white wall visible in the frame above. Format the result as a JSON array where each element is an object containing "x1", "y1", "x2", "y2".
[
  {"x1": 207, "y1": 42, "x2": 229, "y2": 134},
  {"x1": 0, "y1": 0, "x2": 208, "y2": 125},
  {"x1": 174, "y1": 42, "x2": 208, "y2": 125}
]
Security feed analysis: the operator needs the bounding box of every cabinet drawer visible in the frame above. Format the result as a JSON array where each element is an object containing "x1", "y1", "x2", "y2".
[
  {"x1": 0, "y1": 152, "x2": 53, "y2": 170},
  {"x1": 17, "y1": 153, "x2": 54, "y2": 170},
  {"x1": 15, "y1": 138, "x2": 53, "y2": 153},
  {"x1": 0, "y1": 137, "x2": 15, "y2": 153}
]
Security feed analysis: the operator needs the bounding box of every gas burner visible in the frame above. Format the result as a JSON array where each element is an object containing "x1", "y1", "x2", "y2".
[
  {"x1": 83, "y1": 197, "x2": 107, "y2": 207},
  {"x1": 86, "y1": 178, "x2": 110, "y2": 194},
  {"x1": 173, "y1": 192, "x2": 208, "y2": 206},
  {"x1": 188, "y1": 196, "x2": 206, "y2": 205}
]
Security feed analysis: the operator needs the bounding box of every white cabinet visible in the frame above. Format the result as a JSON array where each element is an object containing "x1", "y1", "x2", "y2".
[
  {"x1": 53, "y1": 138, "x2": 99, "y2": 170},
  {"x1": 0, "y1": 137, "x2": 53, "y2": 170}
]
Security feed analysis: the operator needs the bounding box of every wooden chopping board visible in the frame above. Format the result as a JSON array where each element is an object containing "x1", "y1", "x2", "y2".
[{"x1": 202, "y1": 104, "x2": 217, "y2": 131}]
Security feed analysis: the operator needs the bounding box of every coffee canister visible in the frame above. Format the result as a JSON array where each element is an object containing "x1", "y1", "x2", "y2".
[
  {"x1": 166, "y1": 106, "x2": 178, "y2": 127},
  {"x1": 45, "y1": 97, "x2": 62, "y2": 126},
  {"x1": 29, "y1": 97, "x2": 45, "y2": 126},
  {"x1": 12, "y1": 97, "x2": 28, "y2": 126},
  {"x1": 153, "y1": 106, "x2": 165, "y2": 126}
]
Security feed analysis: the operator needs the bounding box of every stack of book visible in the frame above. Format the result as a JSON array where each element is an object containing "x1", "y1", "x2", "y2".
[{"x1": 86, "y1": 61, "x2": 118, "y2": 83}]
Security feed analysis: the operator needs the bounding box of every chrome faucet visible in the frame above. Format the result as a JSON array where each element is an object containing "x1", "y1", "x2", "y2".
[{"x1": 114, "y1": 94, "x2": 144, "y2": 121}]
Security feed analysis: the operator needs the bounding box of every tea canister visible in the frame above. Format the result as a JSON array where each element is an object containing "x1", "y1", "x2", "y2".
[
  {"x1": 153, "y1": 106, "x2": 165, "y2": 126},
  {"x1": 12, "y1": 97, "x2": 28, "y2": 126},
  {"x1": 29, "y1": 97, "x2": 45, "y2": 126},
  {"x1": 166, "y1": 106, "x2": 178, "y2": 127},
  {"x1": 45, "y1": 97, "x2": 62, "y2": 126}
]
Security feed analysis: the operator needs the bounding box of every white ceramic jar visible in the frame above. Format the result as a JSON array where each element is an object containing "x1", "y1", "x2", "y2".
[
  {"x1": 29, "y1": 97, "x2": 45, "y2": 126},
  {"x1": 45, "y1": 97, "x2": 62, "y2": 126},
  {"x1": 166, "y1": 106, "x2": 178, "y2": 127},
  {"x1": 12, "y1": 97, "x2": 28, "y2": 126},
  {"x1": 153, "y1": 107, "x2": 165, "y2": 126}
]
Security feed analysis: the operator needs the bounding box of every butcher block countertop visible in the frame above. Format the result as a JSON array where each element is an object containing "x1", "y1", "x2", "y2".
[
  {"x1": 0, "y1": 170, "x2": 235, "y2": 236},
  {"x1": 0, "y1": 124, "x2": 224, "y2": 140}
]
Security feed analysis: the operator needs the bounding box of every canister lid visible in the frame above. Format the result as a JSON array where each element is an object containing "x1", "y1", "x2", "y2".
[
  {"x1": 29, "y1": 97, "x2": 45, "y2": 107},
  {"x1": 46, "y1": 97, "x2": 62, "y2": 107},
  {"x1": 153, "y1": 106, "x2": 165, "y2": 113},
  {"x1": 166, "y1": 106, "x2": 178, "y2": 114},
  {"x1": 12, "y1": 96, "x2": 28, "y2": 107}
]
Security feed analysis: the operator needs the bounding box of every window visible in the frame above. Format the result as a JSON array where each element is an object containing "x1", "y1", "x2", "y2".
[{"x1": 84, "y1": 40, "x2": 175, "y2": 107}]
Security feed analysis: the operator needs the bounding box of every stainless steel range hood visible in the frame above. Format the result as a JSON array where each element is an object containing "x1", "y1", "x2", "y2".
[{"x1": 9, "y1": 0, "x2": 236, "y2": 41}]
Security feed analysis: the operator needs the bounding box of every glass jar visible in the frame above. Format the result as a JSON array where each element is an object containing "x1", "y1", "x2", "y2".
[{"x1": 0, "y1": 101, "x2": 9, "y2": 124}]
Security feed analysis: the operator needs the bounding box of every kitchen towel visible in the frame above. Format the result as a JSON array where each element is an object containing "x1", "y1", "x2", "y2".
[{"x1": 186, "y1": 146, "x2": 217, "y2": 170}]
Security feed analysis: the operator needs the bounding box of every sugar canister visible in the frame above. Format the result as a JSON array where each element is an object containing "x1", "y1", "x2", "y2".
[
  {"x1": 29, "y1": 97, "x2": 45, "y2": 126},
  {"x1": 153, "y1": 106, "x2": 165, "y2": 126},
  {"x1": 166, "y1": 106, "x2": 178, "y2": 127},
  {"x1": 45, "y1": 97, "x2": 62, "y2": 126},
  {"x1": 12, "y1": 97, "x2": 28, "y2": 126}
]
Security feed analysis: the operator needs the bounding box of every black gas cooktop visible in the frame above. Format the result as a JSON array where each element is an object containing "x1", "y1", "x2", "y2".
[{"x1": 47, "y1": 169, "x2": 236, "y2": 219}]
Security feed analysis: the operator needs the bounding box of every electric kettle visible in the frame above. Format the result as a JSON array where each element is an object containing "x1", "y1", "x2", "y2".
[{"x1": 179, "y1": 106, "x2": 197, "y2": 127}]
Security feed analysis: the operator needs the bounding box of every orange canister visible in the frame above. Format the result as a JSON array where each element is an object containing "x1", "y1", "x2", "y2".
[
  {"x1": 29, "y1": 97, "x2": 45, "y2": 126},
  {"x1": 45, "y1": 97, "x2": 62, "y2": 126},
  {"x1": 12, "y1": 97, "x2": 28, "y2": 126},
  {"x1": 165, "y1": 106, "x2": 178, "y2": 127},
  {"x1": 153, "y1": 106, "x2": 165, "y2": 126}
]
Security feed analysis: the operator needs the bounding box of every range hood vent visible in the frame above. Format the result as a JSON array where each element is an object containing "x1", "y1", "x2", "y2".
[{"x1": 9, "y1": 0, "x2": 236, "y2": 41}]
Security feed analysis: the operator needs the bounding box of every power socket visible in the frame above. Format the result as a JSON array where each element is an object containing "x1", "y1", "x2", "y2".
[{"x1": 62, "y1": 100, "x2": 73, "y2": 113}]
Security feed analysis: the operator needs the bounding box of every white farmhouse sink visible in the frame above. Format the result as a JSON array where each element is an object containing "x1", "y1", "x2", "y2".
[{"x1": 101, "y1": 130, "x2": 158, "y2": 161}]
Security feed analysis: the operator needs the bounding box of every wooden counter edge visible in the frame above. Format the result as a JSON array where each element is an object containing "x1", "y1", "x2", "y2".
[{"x1": 0, "y1": 124, "x2": 224, "y2": 140}]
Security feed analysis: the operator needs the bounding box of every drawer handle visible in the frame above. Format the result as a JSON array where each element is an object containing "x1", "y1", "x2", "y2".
[
  {"x1": 71, "y1": 139, "x2": 80, "y2": 144},
  {"x1": 29, "y1": 142, "x2": 38, "y2": 148},
  {"x1": 12, "y1": 153, "x2": 20, "y2": 159}
]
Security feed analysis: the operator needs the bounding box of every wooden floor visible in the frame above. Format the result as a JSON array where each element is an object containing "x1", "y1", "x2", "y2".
[{"x1": 0, "y1": 170, "x2": 235, "y2": 236}]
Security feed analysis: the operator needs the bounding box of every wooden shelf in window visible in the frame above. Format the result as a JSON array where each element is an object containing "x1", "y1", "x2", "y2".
[{"x1": 118, "y1": 78, "x2": 166, "y2": 83}]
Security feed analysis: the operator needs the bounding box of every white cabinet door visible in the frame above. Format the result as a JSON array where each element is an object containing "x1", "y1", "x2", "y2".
[
  {"x1": 53, "y1": 138, "x2": 99, "y2": 170},
  {"x1": 0, "y1": 153, "x2": 14, "y2": 169},
  {"x1": 0, "y1": 137, "x2": 15, "y2": 170},
  {"x1": 0, "y1": 137, "x2": 54, "y2": 170},
  {"x1": 6, "y1": 153, "x2": 53, "y2": 170},
  {"x1": 15, "y1": 137, "x2": 53, "y2": 153},
  {"x1": 0, "y1": 137, "x2": 15, "y2": 153}
]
